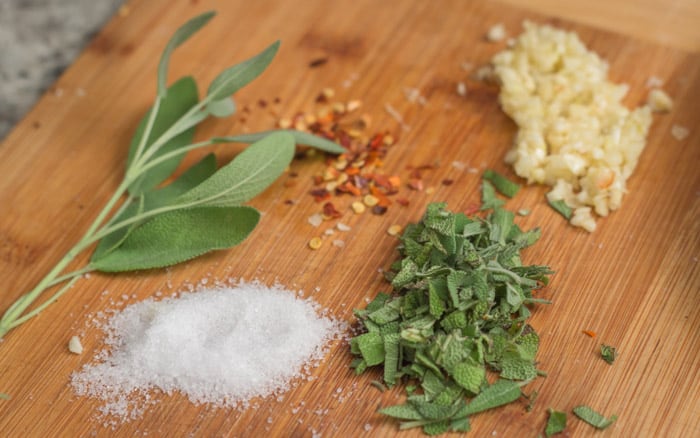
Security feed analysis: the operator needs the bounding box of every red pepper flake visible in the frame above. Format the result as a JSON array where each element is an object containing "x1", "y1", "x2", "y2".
[
  {"x1": 310, "y1": 188, "x2": 331, "y2": 202},
  {"x1": 371, "y1": 205, "x2": 388, "y2": 215},
  {"x1": 396, "y1": 197, "x2": 410, "y2": 207},
  {"x1": 408, "y1": 179, "x2": 424, "y2": 191},
  {"x1": 442, "y1": 179, "x2": 454, "y2": 186},
  {"x1": 322, "y1": 201, "x2": 343, "y2": 219},
  {"x1": 309, "y1": 57, "x2": 329, "y2": 68},
  {"x1": 284, "y1": 199, "x2": 296, "y2": 205},
  {"x1": 464, "y1": 203, "x2": 481, "y2": 216},
  {"x1": 582, "y1": 330, "x2": 597, "y2": 338},
  {"x1": 368, "y1": 133, "x2": 385, "y2": 150}
]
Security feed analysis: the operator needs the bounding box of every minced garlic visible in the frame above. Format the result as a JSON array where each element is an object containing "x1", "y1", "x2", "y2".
[{"x1": 492, "y1": 21, "x2": 654, "y2": 232}]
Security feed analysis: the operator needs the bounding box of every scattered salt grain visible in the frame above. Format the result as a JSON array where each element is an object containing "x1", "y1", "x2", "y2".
[
  {"x1": 486, "y1": 23, "x2": 507, "y2": 42},
  {"x1": 68, "y1": 336, "x2": 83, "y2": 355},
  {"x1": 71, "y1": 281, "x2": 345, "y2": 423},
  {"x1": 332, "y1": 239, "x2": 345, "y2": 248},
  {"x1": 671, "y1": 124, "x2": 689, "y2": 141},
  {"x1": 364, "y1": 423, "x2": 372, "y2": 432},
  {"x1": 456, "y1": 82, "x2": 467, "y2": 97}
]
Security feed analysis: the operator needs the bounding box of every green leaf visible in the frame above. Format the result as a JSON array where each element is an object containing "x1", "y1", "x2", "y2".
[
  {"x1": 157, "y1": 11, "x2": 215, "y2": 98},
  {"x1": 383, "y1": 333, "x2": 401, "y2": 385},
  {"x1": 481, "y1": 180, "x2": 505, "y2": 211},
  {"x1": 127, "y1": 76, "x2": 200, "y2": 196},
  {"x1": 92, "y1": 154, "x2": 217, "y2": 261},
  {"x1": 490, "y1": 208, "x2": 515, "y2": 245},
  {"x1": 600, "y1": 344, "x2": 617, "y2": 365},
  {"x1": 463, "y1": 379, "x2": 521, "y2": 416},
  {"x1": 547, "y1": 198, "x2": 572, "y2": 220},
  {"x1": 500, "y1": 351, "x2": 537, "y2": 380},
  {"x1": 450, "y1": 416, "x2": 470, "y2": 432},
  {"x1": 545, "y1": 409, "x2": 567, "y2": 436},
  {"x1": 483, "y1": 169, "x2": 520, "y2": 198},
  {"x1": 177, "y1": 132, "x2": 295, "y2": 207},
  {"x1": 379, "y1": 404, "x2": 423, "y2": 420},
  {"x1": 91, "y1": 206, "x2": 259, "y2": 272},
  {"x1": 206, "y1": 97, "x2": 236, "y2": 118},
  {"x1": 0, "y1": 393, "x2": 10, "y2": 400},
  {"x1": 207, "y1": 41, "x2": 280, "y2": 100},
  {"x1": 573, "y1": 405, "x2": 617, "y2": 429},
  {"x1": 356, "y1": 331, "x2": 385, "y2": 366},
  {"x1": 452, "y1": 360, "x2": 485, "y2": 394},
  {"x1": 214, "y1": 129, "x2": 345, "y2": 154}
]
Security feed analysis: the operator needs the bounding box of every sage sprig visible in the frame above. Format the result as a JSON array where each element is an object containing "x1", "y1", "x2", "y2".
[{"x1": 0, "y1": 12, "x2": 343, "y2": 339}]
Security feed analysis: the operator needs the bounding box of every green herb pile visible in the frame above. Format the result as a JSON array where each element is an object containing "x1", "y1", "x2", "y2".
[
  {"x1": 350, "y1": 201, "x2": 552, "y2": 434},
  {"x1": 0, "y1": 11, "x2": 343, "y2": 339}
]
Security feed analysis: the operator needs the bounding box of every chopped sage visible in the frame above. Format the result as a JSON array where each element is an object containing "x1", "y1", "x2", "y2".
[
  {"x1": 483, "y1": 169, "x2": 520, "y2": 198},
  {"x1": 547, "y1": 199, "x2": 572, "y2": 220},
  {"x1": 573, "y1": 405, "x2": 617, "y2": 429},
  {"x1": 545, "y1": 409, "x2": 567, "y2": 436},
  {"x1": 600, "y1": 344, "x2": 617, "y2": 365},
  {"x1": 351, "y1": 200, "x2": 552, "y2": 434}
]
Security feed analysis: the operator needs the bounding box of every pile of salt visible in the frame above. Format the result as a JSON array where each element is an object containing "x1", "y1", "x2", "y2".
[{"x1": 72, "y1": 281, "x2": 345, "y2": 422}]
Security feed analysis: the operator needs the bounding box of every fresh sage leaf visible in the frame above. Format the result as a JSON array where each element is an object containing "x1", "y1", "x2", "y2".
[
  {"x1": 176, "y1": 132, "x2": 295, "y2": 207},
  {"x1": 463, "y1": 379, "x2": 521, "y2": 416},
  {"x1": 127, "y1": 76, "x2": 199, "y2": 196},
  {"x1": 547, "y1": 198, "x2": 572, "y2": 220},
  {"x1": 157, "y1": 11, "x2": 215, "y2": 98},
  {"x1": 573, "y1": 405, "x2": 617, "y2": 429},
  {"x1": 545, "y1": 409, "x2": 567, "y2": 436},
  {"x1": 92, "y1": 154, "x2": 217, "y2": 260},
  {"x1": 206, "y1": 97, "x2": 236, "y2": 118},
  {"x1": 600, "y1": 344, "x2": 617, "y2": 364},
  {"x1": 214, "y1": 129, "x2": 345, "y2": 154},
  {"x1": 91, "y1": 206, "x2": 259, "y2": 272},
  {"x1": 207, "y1": 41, "x2": 280, "y2": 101},
  {"x1": 379, "y1": 404, "x2": 423, "y2": 420},
  {"x1": 483, "y1": 169, "x2": 520, "y2": 198}
]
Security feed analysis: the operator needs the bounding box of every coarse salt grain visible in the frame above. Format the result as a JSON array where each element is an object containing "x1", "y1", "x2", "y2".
[
  {"x1": 68, "y1": 336, "x2": 83, "y2": 355},
  {"x1": 671, "y1": 124, "x2": 689, "y2": 141},
  {"x1": 486, "y1": 23, "x2": 507, "y2": 42},
  {"x1": 71, "y1": 282, "x2": 345, "y2": 423}
]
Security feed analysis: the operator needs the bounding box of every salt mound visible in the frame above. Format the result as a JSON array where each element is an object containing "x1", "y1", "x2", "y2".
[{"x1": 71, "y1": 281, "x2": 345, "y2": 423}]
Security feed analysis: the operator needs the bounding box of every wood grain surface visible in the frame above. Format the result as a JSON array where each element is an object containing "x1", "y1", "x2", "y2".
[{"x1": 0, "y1": 0, "x2": 698, "y2": 436}]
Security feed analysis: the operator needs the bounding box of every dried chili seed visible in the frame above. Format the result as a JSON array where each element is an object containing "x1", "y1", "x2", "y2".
[
  {"x1": 387, "y1": 225, "x2": 403, "y2": 236},
  {"x1": 363, "y1": 195, "x2": 379, "y2": 207},
  {"x1": 352, "y1": 202, "x2": 366, "y2": 214},
  {"x1": 308, "y1": 237, "x2": 323, "y2": 250}
]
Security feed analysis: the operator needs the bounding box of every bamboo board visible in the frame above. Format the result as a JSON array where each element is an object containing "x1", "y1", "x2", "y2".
[{"x1": 0, "y1": 0, "x2": 698, "y2": 436}]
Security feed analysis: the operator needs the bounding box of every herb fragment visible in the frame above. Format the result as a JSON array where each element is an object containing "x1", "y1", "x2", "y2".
[
  {"x1": 350, "y1": 202, "x2": 552, "y2": 434},
  {"x1": 545, "y1": 409, "x2": 567, "y2": 436},
  {"x1": 547, "y1": 199, "x2": 572, "y2": 220},
  {"x1": 483, "y1": 169, "x2": 520, "y2": 198},
  {"x1": 0, "y1": 393, "x2": 10, "y2": 400},
  {"x1": 0, "y1": 12, "x2": 343, "y2": 339},
  {"x1": 600, "y1": 344, "x2": 617, "y2": 364},
  {"x1": 573, "y1": 405, "x2": 617, "y2": 429}
]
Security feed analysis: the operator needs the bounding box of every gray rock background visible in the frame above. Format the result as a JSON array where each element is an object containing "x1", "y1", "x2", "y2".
[{"x1": 0, "y1": 0, "x2": 124, "y2": 140}]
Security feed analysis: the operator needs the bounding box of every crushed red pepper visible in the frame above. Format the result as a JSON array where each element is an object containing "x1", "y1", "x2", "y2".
[{"x1": 276, "y1": 88, "x2": 439, "y2": 248}]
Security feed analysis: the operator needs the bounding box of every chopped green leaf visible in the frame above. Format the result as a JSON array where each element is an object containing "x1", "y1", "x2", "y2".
[
  {"x1": 0, "y1": 393, "x2": 10, "y2": 400},
  {"x1": 483, "y1": 169, "x2": 520, "y2": 198},
  {"x1": 547, "y1": 198, "x2": 572, "y2": 220},
  {"x1": 545, "y1": 409, "x2": 567, "y2": 436},
  {"x1": 601, "y1": 344, "x2": 617, "y2": 365},
  {"x1": 573, "y1": 405, "x2": 617, "y2": 429},
  {"x1": 463, "y1": 379, "x2": 521, "y2": 415},
  {"x1": 481, "y1": 180, "x2": 505, "y2": 210}
]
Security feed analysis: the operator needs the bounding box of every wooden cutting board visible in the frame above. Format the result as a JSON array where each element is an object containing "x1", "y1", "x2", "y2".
[{"x1": 0, "y1": 0, "x2": 698, "y2": 436}]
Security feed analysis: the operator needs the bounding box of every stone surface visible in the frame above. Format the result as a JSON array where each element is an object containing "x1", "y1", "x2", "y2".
[{"x1": 0, "y1": 0, "x2": 123, "y2": 140}]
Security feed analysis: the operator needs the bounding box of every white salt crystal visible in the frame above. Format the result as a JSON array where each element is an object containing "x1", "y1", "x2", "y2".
[
  {"x1": 72, "y1": 281, "x2": 345, "y2": 423},
  {"x1": 336, "y1": 223, "x2": 351, "y2": 232},
  {"x1": 671, "y1": 124, "x2": 689, "y2": 140}
]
